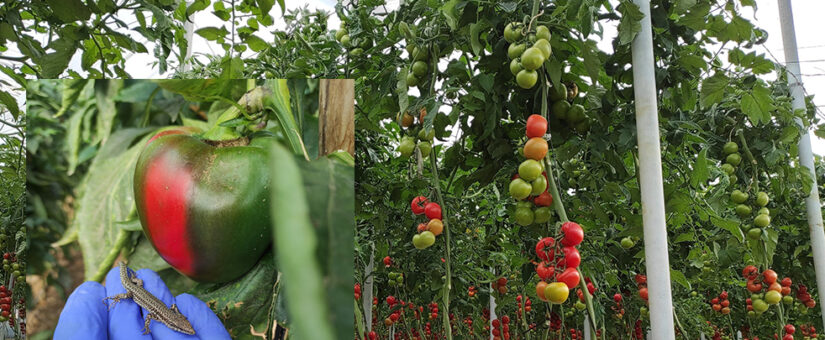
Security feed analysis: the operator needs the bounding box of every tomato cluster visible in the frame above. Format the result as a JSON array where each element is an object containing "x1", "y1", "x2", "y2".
[
  {"x1": 548, "y1": 81, "x2": 590, "y2": 134},
  {"x1": 533, "y1": 221, "x2": 584, "y2": 304},
  {"x1": 409, "y1": 196, "x2": 442, "y2": 249},
  {"x1": 387, "y1": 271, "x2": 404, "y2": 287},
  {"x1": 509, "y1": 114, "x2": 554, "y2": 226},
  {"x1": 710, "y1": 290, "x2": 731, "y2": 315},
  {"x1": 501, "y1": 21, "x2": 552, "y2": 89},
  {"x1": 354, "y1": 283, "x2": 361, "y2": 300},
  {"x1": 491, "y1": 315, "x2": 511, "y2": 340},
  {"x1": 467, "y1": 285, "x2": 477, "y2": 298},
  {"x1": 611, "y1": 293, "x2": 625, "y2": 319},
  {"x1": 396, "y1": 109, "x2": 434, "y2": 159},
  {"x1": 796, "y1": 284, "x2": 817, "y2": 309},
  {"x1": 492, "y1": 277, "x2": 508, "y2": 295},
  {"x1": 741, "y1": 266, "x2": 796, "y2": 317},
  {"x1": 799, "y1": 324, "x2": 818, "y2": 338},
  {"x1": 634, "y1": 274, "x2": 648, "y2": 301}
]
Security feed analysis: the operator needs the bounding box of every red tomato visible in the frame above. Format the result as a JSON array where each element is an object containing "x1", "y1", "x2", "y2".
[
  {"x1": 535, "y1": 237, "x2": 555, "y2": 261},
  {"x1": 785, "y1": 324, "x2": 795, "y2": 334},
  {"x1": 742, "y1": 265, "x2": 758, "y2": 279},
  {"x1": 638, "y1": 287, "x2": 648, "y2": 300},
  {"x1": 613, "y1": 293, "x2": 622, "y2": 302},
  {"x1": 536, "y1": 261, "x2": 555, "y2": 280},
  {"x1": 411, "y1": 196, "x2": 428, "y2": 215},
  {"x1": 763, "y1": 269, "x2": 778, "y2": 284},
  {"x1": 383, "y1": 256, "x2": 392, "y2": 267},
  {"x1": 533, "y1": 192, "x2": 553, "y2": 207},
  {"x1": 424, "y1": 202, "x2": 442, "y2": 220},
  {"x1": 781, "y1": 277, "x2": 792, "y2": 287},
  {"x1": 526, "y1": 114, "x2": 548, "y2": 138},
  {"x1": 634, "y1": 274, "x2": 647, "y2": 285},
  {"x1": 561, "y1": 222, "x2": 584, "y2": 246},
  {"x1": 562, "y1": 246, "x2": 581, "y2": 268},
  {"x1": 498, "y1": 277, "x2": 508, "y2": 286},
  {"x1": 557, "y1": 267, "x2": 580, "y2": 288},
  {"x1": 720, "y1": 291, "x2": 728, "y2": 299}
]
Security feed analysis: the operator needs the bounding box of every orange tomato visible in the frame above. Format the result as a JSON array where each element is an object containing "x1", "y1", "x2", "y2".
[
  {"x1": 523, "y1": 137, "x2": 548, "y2": 160},
  {"x1": 427, "y1": 219, "x2": 444, "y2": 236},
  {"x1": 536, "y1": 281, "x2": 549, "y2": 301},
  {"x1": 769, "y1": 282, "x2": 782, "y2": 292},
  {"x1": 763, "y1": 269, "x2": 778, "y2": 284}
]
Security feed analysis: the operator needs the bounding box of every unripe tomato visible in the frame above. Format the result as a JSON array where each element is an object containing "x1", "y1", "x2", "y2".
[
  {"x1": 509, "y1": 178, "x2": 532, "y2": 200},
  {"x1": 531, "y1": 176, "x2": 547, "y2": 195},
  {"x1": 514, "y1": 207, "x2": 534, "y2": 226},
  {"x1": 545, "y1": 282, "x2": 569, "y2": 304},
  {"x1": 424, "y1": 202, "x2": 442, "y2": 220},
  {"x1": 754, "y1": 214, "x2": 771, "y2": 228},
  {"x1": 766, "y1": 290, "x2": 782, "y2": 305},
  {"x1": 518, "y1": 159, "x2": 542, "y2": 181},
  {"x1": 526, "y1": 114, "x2": 547, "y2": 138},
  {"x1": 533, "y1": 207, "x2": 553, "y2": 224},
  {"x1": 411, "y1": 196, "x2": 428, "y2": 215},
  {"x1": 406, "y1": 73, "x2": 420, "y2": 87},
  {"x1": 510, "y1": 59, "x2": 523, "y2": 76},
  {"x1": 520, "y1": 47, "x2": 545, "y2": 70},
  {"x1": 412, "y1": 61, "x2": 428, "y2": 77},
  {"x1": 516, "y1": 69, "x2": 538, "y2": 89},
  {"x1": 508, "y1": 43, "x2": 526, "y2": 60},
  {"x1": 504, "y1": 22, "x2": 522, "y2": 43},
  {"x1": 723, "y1": 141, "x2": 739, "y2": 154},
  {"x1": 535, "y1": 25, "x2": 551, "y2": 41},
  {"x1": 533, "y1": 39, "x2": 552, "y2": 59}
]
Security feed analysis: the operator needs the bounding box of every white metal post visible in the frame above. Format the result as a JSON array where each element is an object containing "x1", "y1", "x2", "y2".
[
  {"x1": 489, "y1": 274, "x2": 497, "y2": 340},
  {"x1": 584, "y1": 316, "x2": 591, "y2": 340},
  {"x1": 777, "y1": 0, "x2": 825, "y2": 328},
  {"x1": 363, "y1": 245, "x2": 375, "y2": 332},
  {"x1": 630, "y1": 0, "x2": 675, "y2": 338}
]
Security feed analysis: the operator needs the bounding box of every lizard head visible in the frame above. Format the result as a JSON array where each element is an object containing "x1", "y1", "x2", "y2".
[{"x1": 169, "y1": 312, "x2": 196, "y2": 335}]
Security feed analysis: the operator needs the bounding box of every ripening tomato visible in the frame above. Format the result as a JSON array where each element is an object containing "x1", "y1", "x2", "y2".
[
  {"x1": 536, "y1": 281, "x2": 549, "y2": 301},
  {"x1": 411, "y1": 196, "x2": 428, "y2": 215},
  {"x1": 561, "y1": 222, "x2": 584, "y2": 246},
  {"x1": 545, "y1": 282, "x2": 569, "y2": 304},
  {"x1": 781, "y1": 277, "x2": 792, "y2": 287},
  {"x1": 634, "y1": 274, "x2": 647, "y2": 285},
  {"x1": 417, "y1": 223, "x2": 428, "y2": 233},
  {"x1": 425, "y1": 202, "x2": 442, "y2": 220},
  {"x1": 526, "y1": 114, "x2": 548, "y2": 138},
  {"x1": 523, "y1": 137, "x2": 548, "y2": 161},
  {"x1": 535, "y1": 237, "x2": 555, "y2": 261},
  {"x1": 769, "y1": 282, "x2": 782, "y2": 292},
  {"x1": 427, "y1": 219, "x2": 444, "y2": 236}
]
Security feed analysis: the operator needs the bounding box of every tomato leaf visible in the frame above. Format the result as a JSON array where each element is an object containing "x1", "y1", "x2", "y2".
[
  {"x1": 689, "y1": 148, "x2": 709, "y2": 188},
  {"x1": 740, "y1": 82, "x2": 775, "y2": 126},
  {"x1": 699, "y1": 73, "x2": 728, "y2": 108},
  {"x1": 616, "y1": 1, "x2": 644, "y2": 46}
]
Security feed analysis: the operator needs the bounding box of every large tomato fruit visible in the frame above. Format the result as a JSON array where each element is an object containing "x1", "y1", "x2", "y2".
[
  {"x1": 134, "y1": 128, "x2": 275, "y2": 282},
  {"x1": 536, "y1": 281, "x2": 549, "y2": 301},
  {"x1": 562, "y1": 246, "x2": 581, "y2": 268},
  {"x1": 523, "y1": 137, "x2": 548, "y2": 161},
  {"x1": 536, "y1": 261, "x2": 554, "y2": 280},
  {"x1": 526, "y1": 114, "x2": 547, "y2": 138},
  {"x1": 556, "y1": 267, "x2": 580, "y2": 288},
  {"x1": 535, "y1": 237, "x2": 555, "y2": 261}
]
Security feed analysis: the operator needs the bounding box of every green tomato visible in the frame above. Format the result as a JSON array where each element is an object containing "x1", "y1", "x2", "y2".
[
  {"x1": 516, "y1": 69, "x2": 537, "y2": 89},
  {"x1": 508, "y1": 43, "x2": 526, "y2": 60},
  {"x1": 418, "y1": 129, "x2": 435, "y2": 142},
  {"x1": 349, "y1": 48, "x2": 364, "y2": 56},
  {"x1": 620, "y1": 237, "x2": 634, "y2": 249},
  {"x1": 335, "y1": 29, "x2": 348, "y2": 41},
  {"x1": 518, "y1": 159, "x2": 543, "y2": 181},
  {"x1": 726, "y1": 153, "x2": 742, "y2": 166},
  {"x1": 721, "y1": 163, "x2": 735, "y2": 175},
  {"x1": 11, "y1": 263, "x2": 18, "y2": 270},
  {"x1": 735, "y1": 204, "x2": 752, "y2": 217},
  {"x1": 516, "y1": 201, "x2": 533, "y2": 210},
  {"x1": 406, "y1": 44, "x2": 416, "y2": 55},
  {"x1": 340, "y1": 34, "x2": 351, "y2": 47},
  {"x1": 535, "y1": 25, "x2": 551, "y2": 41},
  {"x1": 412, "y1": 46, "x2": 429, "y2": 61},
  {"x1": 412, "y1": 231, "x2": 436, "y2": 249},
  {"x1": 549, "y1": 84, "x2": 567, "y2": 101},
  {"x1": 533, "y1": 39, "x2": 552, "y2": 59},
  {"x1": 418, "y1": 141, "x2": 432, "y2": 157},
  {"x1": 504, "y1": 22, "x2": 522, "y2": 43},
  {"x1": 552, "y1": 100, "x2": 571, "y2": 120},
  {"x1": 754, "y1": 214, "x2": 770, "y2": 228},
  {"x1": 406, "y1": 73, "x2": 420, "y2": 87},
  {"x1": 758, "y1": 207, "x2": 770, "y2": 216},
  {"x1": 389, "y1": 272, "x2": 398, "y2": 279},
  {"x1": 691, "y1": 291, "x2": 698, "y2": 297},
  {"x1": 514, "y1": 207, "x2": 534, "y2": 226},
  {"x1": 747, "y1": 228, "x2": 762, "y2": 240},
  {"x1": 389, "y1": 279, "x2": 397, "y2": 287},
  {"x1": 566, "y1": 104, "x2": 586, "y2": 123},
  {"x1": 520, "y1": 47, "x2": 545, "y2": 70},
  {"x1": 399, "y1": 138, "x2": 416, "y2": 157},
  {"x1": 575, "y1": 301, "x2": 586, "y2": 311},
  {"x1": 531, "y1": 176, "x2": 547, "y2": 195},
  {"x1": 510, "y1": 59, "x2": 523, "y2": 76},
  {"x1": 756, "y1": 191, "x2": 769, "y2": 207},
  {"x1": 534, "y1": 207, "x2": 553, "y2": 224},
  {"x1": 509, "y1": 178, "x2": 533, "y2": 200},
  {"x1": 765, "y1": 290, "x2": 781, "y2": 305},
  {"x1": 731, "y1": 190, "x2": 748, "y2": 204},
  {"x1": 723, "y1": 141, "x2": 739, "y2": 154},
  {"x1": 730, "y1": 175, "x2": 738, "y2": 183},
  {"x1": 396, "y1": 276, "x2": 404, "y2": 283},
  {"x1": 783, "y1": 295, "x2": 794, "y2": 305},
  {"x1": 412, "y1": 61, "x2": 428, "y2": 77},
  {"x1": 753, "y1": 298, "x2": 769, "y2": 312}
]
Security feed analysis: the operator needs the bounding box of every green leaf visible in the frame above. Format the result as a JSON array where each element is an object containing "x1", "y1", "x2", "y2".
[
  {"x1": 689, "y1": 148, "x2": 709, "y2": 188},
  {"x1": 469, "y1": 22, "x2": 484, "y2": 56},
  {"x1": 46, "y1": 0, "x2": 91, "y2": 22},
  {"x1": 94, "y1": 80, "x2": 122, "y2": 146},
  {"x1": 670, "y1": 269, "x2": 691, "y2": 290},
  {"x1": 710, "y1": 215, "x2": 744, "y2": 243},
  {"x1": 581, "y1": 40, "x2": 601, "y2": 85},
  {"x1": 269, "y1": 143, "x2": 336, "y2": 340},
  {"x1": 699, "y1": 73, "x2": 728, "y2": 108},
  {"x1": 220, "y1": 56, "x2": 244, "y2": 79},
  {"x1": 675, "y1": 0, "x2": 697, "y2": 13},
  {"x1": 440, "y1": 0, "x2": 460, "y2": 30},
  {"x1": 195, "y1": 26, "x2": 229, "y2": 41},
  {"x1": 38, "y1": 38, "x2": 79, "y2": 78},
  {"x1": 74, "y1": 127, "x2": 155, "y2": 279},
  {"x1": 186, "y1": 0, "x2": 210, "y2": 17},
  {"x1": 257, "y1": 0, "x2": 276, "y2": 16},
  {"x1": 617, "y1": 1, "x2": 644, "y2": 45},
  {"x1": 0, "y1": 91, "x2": 19, "y2": 119},
  {"x1": 56, "y1": 79, "x2": 89, "y2": 117},
  {"x1": 264, "y1": 80, "x2": 307, "y2": 158},
  {"x1": 245, "y1": 35, "x2": 268, "y2": 52},
  {"x1": 741, "y1": 83, "x2": 775, "y2": 126}
]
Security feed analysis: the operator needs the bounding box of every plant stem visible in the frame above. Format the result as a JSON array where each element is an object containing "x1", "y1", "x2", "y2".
[
  {"x1": 429, "y1": 149, "x2": 453, "y2": 340},
  {"x1": 90, "y1": 229, "x2": 130, "y2": 282},
  {"x1": 737, "y1": 129, "x2": 759, "y2": 192}
]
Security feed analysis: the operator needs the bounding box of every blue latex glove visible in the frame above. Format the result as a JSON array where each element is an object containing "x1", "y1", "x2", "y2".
[{"x1": 54, "y1": 265, "x2": 231, "y2": 340}]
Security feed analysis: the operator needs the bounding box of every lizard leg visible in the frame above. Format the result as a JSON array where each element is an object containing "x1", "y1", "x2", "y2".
[
  {"x1": 131, "y1": 276, "x2": 144, "y2": 287},
  {"x1": 171, "y1": 304, "x2": 180, "y2": 313},
  {"x1": 102, "y1": 292, "x2": 132, "y2": 310},
  {"x1": 143, "y1": 313, "x2": 156, "y2": 334}
]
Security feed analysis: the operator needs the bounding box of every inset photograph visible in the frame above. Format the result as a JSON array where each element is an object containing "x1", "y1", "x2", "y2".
[
  {"x1": 0, "y1": 97, "x2": 25, "y2": 339},
  {"x1": 26, "y1": 79, "x2": 354, "y2": 339}
]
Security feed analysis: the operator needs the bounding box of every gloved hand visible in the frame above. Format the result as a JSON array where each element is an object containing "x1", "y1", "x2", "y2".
[{"x1": 54, "y1": 264, "x2": 230, "y2": 340}]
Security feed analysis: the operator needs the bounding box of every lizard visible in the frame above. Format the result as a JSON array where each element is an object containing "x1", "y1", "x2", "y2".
[{"x1": 103, "y1": 261, "x2": 196, "y2": 335}]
